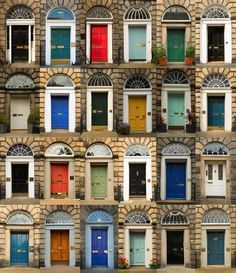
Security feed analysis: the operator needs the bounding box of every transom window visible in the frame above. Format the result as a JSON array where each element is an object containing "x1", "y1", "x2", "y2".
[
  {"x1": 125, "y1": 75, "x2": 151, "y2": 89},
  {"x1": 86, "y1": 210, "x2": 112, "y2": 224},
  {"x1": 47, "y1": 8, "x2": 74, "y2": 20},
  {"x1": 162, "y1": 6, "x2": 190, "y2": 22},
  {"x1": 202, "y1": 5, "x2": 230, "y2": 19},
  {"x1": 126, "y1": 145, "x2": 150, "y2": 157},
  {"x1": 162, "y1": 211, "x2": 189, "y2": 225},
  {"x1": 6, "y1": 211, "x2": 33, "y2": 225},
  {"x1": 45, "y1": 143, "x2": 74, "y2": 157},
  {"x1": 6, "y1": 5, "x2": 34, "y2": 20},
  {"x1": 46, "y1": 211, "x2": 73, "y2": 224},
  {"x1": 202, "y1": 74, "x2": 230, "y2": 88},
  {"x1": 125, "y1": 211, "x2": 151, "y2": 224},
  {"x1": 202, "y1": 209, "x2": 229, "y2": 224},
  {"x1": 47, "y1": 75, "x2": 74, "y2": 87},
  {"x1": 202, "y1": 142, "x2": 229, "y2": 155},
  {"x1": 86, "y1": 143, "x2": 112, "y2": 158},
  {"x1": 163, "y1": 70, "x2": 189, "y2": 85},
  {"x1": 7, "y1": 144, "x2": 33, "y2": 157},
  {"x1": 6, "y1": 74, "x2": 35, "y2": 89},
  {"x1": 162, "y1": 143, "x2": 191, "y2": 156},
  {"x1": 87, "y1": 73, "x2": 112, "y2": 87},
  {"x1": 86, "y1": 6, "x2": 112, "y2": 19},
  {"x1": 124, "y1": 6, "x2": 151, "y2": 20}
]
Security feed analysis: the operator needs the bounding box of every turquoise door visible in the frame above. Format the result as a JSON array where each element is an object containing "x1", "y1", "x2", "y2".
[
  {"x1": 129, "y1": 26, "x2": 146, "y2": 61},
  {"x1": 207, "y1": 232, "x2": 225, "y2": 265},
  {"x1": 167, "y1": 29, "x2": 185, "y2": 62},
  {"x1": 208, "y1": 96, "x2": 224, "y2": 129},
  {"x1": 168, "y1": 93, "x2": 185, "y2": 127},
  {"x1": 130, "y1": 233, "x2": 145, "y2": 266},
  {"x1": 51, "y1": 28, "x2": 70, "y2": 64}
]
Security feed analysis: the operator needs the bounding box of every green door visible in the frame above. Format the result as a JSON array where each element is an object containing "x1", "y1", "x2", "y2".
[
  {"x1": 51, "y1": 28, "x2": 70, "y2": 64},
  {"x1": 129, "y1": 26, "x2": 146, "y2": 61},
  {"x1": 168, "y1": 93, "x2": 185, "y2": 127},
  {"x1": 130, "y1": 233, "x2": 145, "y2": 266},
  {"x1": 167, "y1": 29, "x2": 185, "y2": 62},
  {"x1": 91, "y1": 165, "x2": 107, "y2": 197},
  {"x1": 92, "y1": 93, "x2": 108, "y2": 126}
]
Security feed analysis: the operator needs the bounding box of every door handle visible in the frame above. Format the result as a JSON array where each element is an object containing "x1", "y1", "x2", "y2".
[{"x1": 92, "y1": 250, "x2": 98, "y2": 253}]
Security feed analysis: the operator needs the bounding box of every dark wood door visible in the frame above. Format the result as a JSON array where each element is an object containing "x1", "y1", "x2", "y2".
[
  {"x1": 167, "y1": 231, "x2": 184, "y2": 264},
  {"x1": 51, "y1": 230, "x2": 69, "y2": 264},
  {"x1": 12, "y1": 26, "x2": 28, "y2": 62},
  {"x1": 208, "y1": 26, "x2": 224, "y2": 61},
  {"x1": 129, "y1": 164, "x2": 146, "y2": 196},
  {"x1": 12, "y1": 164, "x2": 28, "y2": 193}
]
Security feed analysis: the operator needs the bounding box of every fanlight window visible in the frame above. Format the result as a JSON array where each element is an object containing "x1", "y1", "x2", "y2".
[
  {"x1": 46, "y1": 211, "x2": 74, "y2": 224},
  {"x1": 202, "y1": 209, "x2": 229, "y2": 224},
  {"x1": 162, "y1": 6, "x2": 190, "y2": 22},
  {"x1": 125, "y1": 211, "x2": 151, "y2": 224},
  {"x1": 162, "y1": 143, "x2": 191, "y2": 156},
  {"x1": 202, "y1": 6, "x2": 229, "y2": 19},
  {"x1": 45, "y1": 143, "x2": 74, "y2": 157},
  {"x1": 47, "y1": 75, "x2": 74, "y2": 87},
  {"x1": 202, "y1": 142, "x2": 229, "y2": 155},
  {"x1": 7, "y1": 5, "x2": 34, "y2": 20},
  {"x1": 7, "y1": 144, "x2": 33, "y2": 157},
  {"x1": 86, "y1": 210, "x2": 113, "y2": 224},
  {"x1": 6, "y1": 74, "x2": 35, "y2": 89},
  {"x1": 125, "y1": 75, "x2": 151, "y2": 89},
  {"x1": 86, "y1": 6, "x2": 112, "y2": 19},
  {"x1": 126, "y1": 145, "x2": 150, "y2": 157},
  {"x1": 7, "y1": 212, "x2": 33, "y2": 225},
  {"x1": 163, "y1": 70, "x2": 189, "y2": 85},
  {"x1": 86, "y1": 144, "x2": 112, "y2": 158},
  {"x1": 48, "y1": 8, "x2": 74, "y2": 20},
  {"x1": 162, "y1": 211, "x2": 189, "y2": 225},
  {"x1": 87, "y1": 73, "x2": 112, "y2": 87},
  {"x1": 202, "y1": 74, "x2": 230, "y2": 88},
  {"x1": 124, "y1": 6, "x2": 151, "y2": 20}
]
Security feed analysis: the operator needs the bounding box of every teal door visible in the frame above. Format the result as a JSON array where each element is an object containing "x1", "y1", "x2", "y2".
[
  {"x1": 168, "y1": 93, "x2": 185, "y2": 127},
  {"x1": 11, "y1": 232, "x2": 29, "y2": 265},
  {"x1": 129, "y1": 26, "x2": 146, "y2": 61},
  {"x1": 208, "y1": 96, "x2": 225, "y2": 129},
  {"x1": 51, "y1": 28, "x2": 70, "y2": 64},
  {"x1": 130, "y1": 233, "x2": 145, "y2": 266},
  {"x1": 167, "y1": 29, "x2": 185, "y2": 62},
  {"x1": 207, "y1": 232, "x2": 225, "y2": 265}
]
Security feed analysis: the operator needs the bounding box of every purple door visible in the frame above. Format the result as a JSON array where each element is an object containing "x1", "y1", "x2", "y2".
[{"x1": 91, "y1": 229, "x2": 108, "y2": 267}]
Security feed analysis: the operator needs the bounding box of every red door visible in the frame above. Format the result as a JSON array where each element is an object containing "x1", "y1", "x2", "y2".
[
  {"x1": 91, "y1": 25, "x2": 108, "y2": 62},
  {"x1": 51, "y1": 164, "x2": 68, "y2": 196}
]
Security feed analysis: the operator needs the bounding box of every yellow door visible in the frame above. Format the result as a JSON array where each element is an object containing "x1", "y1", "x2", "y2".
[{"x1": 129, "y1": 96, "x2": 146, "y2": 131}]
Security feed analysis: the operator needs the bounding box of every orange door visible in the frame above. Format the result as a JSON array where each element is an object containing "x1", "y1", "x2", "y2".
[
  {"x1": 51, "y1": 230, "x2": 69, "y2": 264},
  {"x1": 51, "y1": 164, "x2": 68, "y2": 196},
  {"x1": 129, "y1": 96, "x2": 146, "y2": 131},
  {"x1": 91, "y1": 25, "x2": 108, "y2": 62}
]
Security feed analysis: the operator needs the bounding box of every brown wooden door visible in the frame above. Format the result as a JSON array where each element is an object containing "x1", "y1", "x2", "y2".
[{"x1": 51, "y1": 230, "x2": 69, "y2": 264}]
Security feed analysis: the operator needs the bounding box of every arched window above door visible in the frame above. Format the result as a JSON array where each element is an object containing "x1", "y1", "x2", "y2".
[
  {"x1": 125, "y1": 210, "x2": 151, "y2": 224},
  {"x1": 86, "y1": 210, "x2": 113, "y2": 224},
  {"x1": 7, "y1": 144, "x2": 33, "y2": 157},
  {"x1": 86, "y1": 6, "x2": 112, "y2": 19},
  {"x1": 125, "y1": 145, "x2": 150, "y2": 157},
  {"x1": 47, "y1": 7, "x2": 74, "y2": 20},
  {"x1": 47, "y1": 75, "x2": 74, "y2": 87},
  {"x1": 46, "y1": 211, "x2": 74, "y2": 224},
  {"x1": 45, "y1": 143, "x2": 74, "y2": 157},
  {"x1": 86, "y1": 143, "x2": 112, "y2": 158},
  {"x1": 124, "y1": 6, "x2": 151, "y2": 20},
  {"x1": 202, "y1": 74, "x2": 231, "y2": 88},
  {"x1": 7, "y1": 5, "x2": 34, "y2": 19},
  {"x1": 6, "y1": 74, "x2": 35, "y2": 89},
  {"x1": 202, "y1": 5, "x2": 230, "y2": 19},
  {"x1": 87, "y1": 73, "x2": 112, "y2": 87},
  {"x1": 202, "y1": 142, "x2": 229, "y2": 155},
  {"x1": 6, "y1": 211, "x2": 34, "y2": 225},
  {"x1": 162, "y1": 143, "x2": 191, "y2": 156},
  {"x1": 125, "y1": 74, "x2": 151, "y2": 89},
  {"x1": 162, "y1": 211, "x2": 189, "y2": 225},
  {"x1": 202, "y1": 209, "x2": 230, "y2": 224},
  {"x1": 163, "y1": 70, "x2": 189, "y2": 85},
  {"x1": 162, "y1": 6, "x2": 190, "y2": 22}
]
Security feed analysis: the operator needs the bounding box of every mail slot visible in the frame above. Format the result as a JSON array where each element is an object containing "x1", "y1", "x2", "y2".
[{"x1": 92, "y1": 250, "x2": 98, "y2": 253}]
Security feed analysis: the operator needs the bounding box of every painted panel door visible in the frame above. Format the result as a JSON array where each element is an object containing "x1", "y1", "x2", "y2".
[
  {"x1": 51, "y1": 230, "x2": 69, "y2": 264},
  {"x1": 129, "y1": 26, "x2": 146, "y2": 61},
  {"x1": 168, "y1": 93, "x2": 185, "y2": 127},
  {"x1": 11, "y1": 233, "x2": 29, "y2": 265},
  {"x1": 91, "y1": 229, "x2": 108, "y2": 267},
  {"x1": 12, "y1": 26, "x2": 28, "y2": 62},
  {"x1": 208, "y1": 96, "x2": 224, "y2": 129},
  {"x1": 129, "y1": 164, "x2": 146, "y2": 196},
  {"x1": 91, "y1": 25, "x2": 108, "y2": 62},
  {"x1": 130, "y1": 233, "x2": 145, "y2": 266},
  {"x1": 129, "y1": 96, "x2": 146, "y2": 131},
  {"x1": 208, "y1": 27, "x2": 224, "y2": 62},
  {"x1": 167, "y1": 29, "x2": 185, "y2": 62},
  {"x1": 51, "y1": 96, "x2": 69, "y2": 129},
  {"x1": 91, "y1": 165, "x2": 107, "y2": 198},
  {"x1": 92, "y1": 93, "x2": 108, "y2": 126},
  {"x1": 11, "y1": 96, "x2": 30, "y2": 130},
  {"x1": 166, "y1": 163, "x2": 186, "y2": 199},
  {"x1": 51, "y1": 28, "x2": 71, "y2": 64},
  {"x1": 205, "y1": 162, "x2": 226, "y2": 197},
  {"x1": 12, "y1": 164, "x2": 28, "y2": 194},
  {"x1": 207, "y1": 232, "x2": 225, "y2": 265},
  {"x1": 51, "y1": 164, "x2": 68, "y2": 196},
  {"x1": 167, "y1": 231, "x2": 184, "y2": 264}
]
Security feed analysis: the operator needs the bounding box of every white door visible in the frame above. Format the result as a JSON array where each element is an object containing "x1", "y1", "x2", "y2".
[
  {"x1": 205, "y1": 162, "x2": 226, "y2": 196},
  {"x1": 11, "y1": 96, "x2": 30, "y2": 130}
]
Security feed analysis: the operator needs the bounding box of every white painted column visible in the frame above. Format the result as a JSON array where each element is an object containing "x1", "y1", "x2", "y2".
[
  {"x1": 32, "y1": 25, "x2": 35, "y2": 62},
  {"x1": 69, "y1": 161, "x2": 75, "y2": 199},
  {"x1": 146, "y1": 160, "x2": 152, "y2": 201},
  {"x1": 200, "y1": 22, "x2": 207, "y2": 64},
  {"x1": 185, "y1": 90, "x2": 191, "y2": 130},
  {"x1": 9, "y1": 25, "x2": 12, "y2": 63},
  {"x1": 108, "y1": 23, "x2": 113, "y2": 63},
  {"x1": 86, "y1": 24, "x2": 91, "y2": 64},
  {"x1": 108, "y1": 90, "x2": 113, "y2": 131},
  {"x1": 28, "y1": 160, "x2": 35, "y2": 198},
  {"x1": 123, "y1": 94, "x2": 129, "y2": 123},
  {"x1": 146, "y1": 94, "x2": 152, "y2": 133},
  {"x1": 69, "y1": 229, "x2": 75, "y2": 266},
  {"x1": 86, "y1": 91, "x2": 92, "y2": 131},
  {"x1": 224, "y1": 22, "x2": 232, "y2": 63},
  {"x1": 45, "y1": 229, "x2": 51, "y2": 267},
  {"x1": 146, "y1": 23, "x2": 152, "y2": 62},
  {"x1": 162, "y1": 90, "x2": 168, "y2": 126},
  {"x1": 160, "y1": 157, "x2": 165, "y2": 200},
  {"x1": 201, "y1": 92, "x2": 207, "y2": 131},
  {"x1": 6, "y1": 161, "x2": 12, "y2": 199},
  {"x1": 29, "y1": 229, "x2": 34, "y2": 266},
  {"x1": 44, "y1": 161, "x2": 51, "y2": 199},
  {"x1": 184, "y1": 229, "x2": 190, "y2": 266},
  {"x1": 225, "y1": 93, "x2": 232, "y2": 131},
  {"x1": 108, "y1": 225, "x2": 114, "y2": 267},
  {"x1": 28, "y1": 25, "x2": 32, "y2": 63},
  {"x1": 124, "y1": 228, "x2": 130, "y2": 265},
  {"x1": 186, "y1": 157, "x2": 191, "y2": 201},
  {"x1": 124, "y1": 23, "x2": 129, "y2": 62},
  {"x1": 123, "y1": 160, "x2": 129, "y2": 201},
  {"x1": 69, "y1": 91, "x2": 76, "y2": 132},
  {"x1": 46, "y1": 26, "x2": 51, "y2": 65},
  {"x1": 45, "y1": 92, "x2": 51, "y2": 132},
  {"x1": 145, "y1": 228, "x2": 152, "y2": 268},
  {"x1": 161, "y1": 229, "x2": 167, "y2": 267},
  {"x1": 225, "y1": 228, "x2": 231, "y2": 267},
  {"x1": 71, "y1": 26, "x2": 76, "y2": 64}
]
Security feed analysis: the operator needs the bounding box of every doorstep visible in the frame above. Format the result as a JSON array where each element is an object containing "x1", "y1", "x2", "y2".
[{"x1": 119, "y1": 269, "x2": 156, "y2": 273}]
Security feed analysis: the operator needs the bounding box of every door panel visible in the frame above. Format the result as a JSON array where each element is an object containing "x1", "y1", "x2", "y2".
[
  {"x1": 208, "y1": 96, "x2": 224, "y2": 129},
  {"x1": 129, "y1": 96, "x2": 146, "y2": 131},
  {"x1": 11, "y1": 96, "x2": 30, "y2": 130},
  {"x1": 91, "y1": 25, "x2": 108, "y2": 62},
  {"x1": 166, "y1": 163, "x2": 186, "y2": 199},
  {"x1": 207, "y1": 232, "x2": 225, "y2": 265},
  {"x1": 130, "y1": 233, "x2": 145, "y2": 266},
  {"x1": 51, "y1": 230, "x2": 69, "y2": 264},
  {"x1": 92, "y1": 93, "x2": 108, "y2": 126},
  {"x1": 167, "y1": 231, "x2": 184, "y2": 264},
  {"x1": 12, "y1": 164, "x2": 28, "y2": 194},
  {"x1": 167, "y1": 29, "x2": 185, "y2": 62},
  {"x1": 11, "y1": 232, "x2": 29, "y2": 265},
  {"x1": 91, "y1": 229, "x2": 108, "y2": 266},
  {"x1": 129, "y1": 26, "x2": 146, "y2": 61},
  {"x1": 51, "y1": 96, "x2": 69, "y2": 129},
  {"x1": 51, "y1": 28, "x2": 70, "y2": 64},
  {"x1": 168, "y1": 93, "x2": 185, "y2": 127},
  {"x1": 91, "y1": 165, "x2": 107, "y2": 198},
  {"x1": 129, "y1": 164, "x2": 146, "y2": 196},
  {"x1": 12, "y1": 26, "x2": 28, "y2": 62},
  {"x1": 51, "y1": 164, "x2": 68, "y2": 196},
  {"x1": 208, "y1": 27, "x2": 224, "y2": 62}
]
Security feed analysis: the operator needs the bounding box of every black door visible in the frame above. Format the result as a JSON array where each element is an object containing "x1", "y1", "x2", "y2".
[
  {"x1": 167, "y1": 231, "x2": 184, "y2": 264},
  {"x1": 12, "y1": 26, "x2": 28, "y2": 62},
  {"x1": 208, "y1": 26, "x2": 224, "y2": 61},
  {"x1": 92, "y1": 93, "x2": 108, "y2": 126},
  {"x1": 12, "y1": 164, "x2": 28, "y2": 194},
  {"x1": 129, "y1": 164, "x2": 146, "y2": 196}
]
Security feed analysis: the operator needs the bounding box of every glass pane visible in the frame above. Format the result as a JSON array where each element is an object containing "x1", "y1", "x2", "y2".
[
  {"x1": 163, "y1": 6, "x2": 190, "y2": 21},
  {"x1": 47, "y1": 75, "x2": 74, "y2": 87},
  {"x1": 208, "y1": 164, "x2": 213, "y2": 180},
  {"x1": 48, "y1": 8, "x2": 74, "y2": 20},
  {"x1": 218, "y1": 164, "x2": 223, "y2": 180}
]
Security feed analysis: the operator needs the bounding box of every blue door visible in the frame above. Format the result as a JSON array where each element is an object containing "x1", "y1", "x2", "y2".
[
  {"x1": 91, "y1": 229, "x2": 108, "y2": 267},
  {"x1": 208, "y1": 96, "x2": 224, "y2": 129},
  {"x1": 129, "y1": 26, "x2": 146, "y2": 60},
  {"x1": 51, "y1": 96, "x2": 69, "y2": 129},
  {"x1": 11, "y1": 233, "x2": 29, "y2": 265},
  {"x1": 166, "y1": 163, "x2": 186, "y2": 199},
  {"x1": 207, "y1": 232, "x2": 225, "y2": 265}
]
